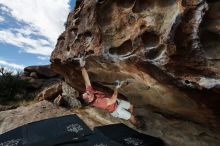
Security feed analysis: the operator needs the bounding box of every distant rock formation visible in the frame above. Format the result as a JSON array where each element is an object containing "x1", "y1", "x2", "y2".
[
  {"x1": 51, "y1": 0, "x2": 220, "y2": 131},
  {"x1": 23, "y1": 65, "x2": 61, "y2": 89},
  {"x1": 23, "y1": 65, "x2": 81, "y2": 108}
]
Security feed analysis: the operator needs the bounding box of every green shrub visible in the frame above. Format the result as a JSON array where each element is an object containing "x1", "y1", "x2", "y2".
[{"x1": 0, "y1": 67, "x2": 29, "y2": 103}]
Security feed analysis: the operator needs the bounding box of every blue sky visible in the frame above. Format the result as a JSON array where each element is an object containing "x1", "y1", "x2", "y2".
[{"x1": 0, "y1": 0, "x2": 75, "y2": 71}]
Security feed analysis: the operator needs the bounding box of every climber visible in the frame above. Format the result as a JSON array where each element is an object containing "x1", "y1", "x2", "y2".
[{"x1": 78, "y1": 56, "x2": 142, "y2": 128}]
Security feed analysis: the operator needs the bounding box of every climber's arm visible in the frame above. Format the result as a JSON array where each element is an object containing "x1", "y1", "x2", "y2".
[
  {"x1": 79, "y1": 57, "x2": 92, "y2": 88},
  {"x1": 81, "y1": 67, "x2": 92, "y2": 87},
  {"x1": 106, "y1": 87, "x2": 118, "y2": 106}
]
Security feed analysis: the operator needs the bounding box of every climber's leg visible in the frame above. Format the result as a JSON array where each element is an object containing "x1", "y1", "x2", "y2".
[
  {"x1": 110, "y1": 106, "x2": 131, "y2": 120},
  {"x1": 117, "y1": 99, "x2": 130, "y2": 109},
  {"x1": 129, "y1": 115, "x2": 137, "y2": 124},
  {"x1": 117, "y1": 99, "x2": 134, "y2": 114},
  {"x1": 128, "y1": 104, "x2": 134, "y2": 114}
]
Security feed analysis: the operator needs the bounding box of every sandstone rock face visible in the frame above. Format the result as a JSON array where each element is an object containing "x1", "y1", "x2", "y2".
[
  {"x1": 22, "y1": 65, "x2": 64, "y2": 101},
  {"x1": 23, "y1": 65, "x2": 61, "y2": 89},
  {"x1": 53, "y1": 82, "x2": 82, "y2": 108},
  {"x1": 36, "y1": 79, "x2": 62, "y2": 101},
  {"x1": 61, "y1": 82, "x2": 82, "y2": 108},
  {"x1": 51, "y1": 0, "x2": 220, "y2": 131},
  {"x1": 24, "y1": 65, "x2": 58, "y2": 78},
  {"x1": 62, "y1": 82, "x2": 79, "y2": 97}
]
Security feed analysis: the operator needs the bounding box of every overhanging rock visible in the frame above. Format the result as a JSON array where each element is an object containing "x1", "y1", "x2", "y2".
[{"x1": 51, "y1": 0, "x2": 220, "y2": 130}]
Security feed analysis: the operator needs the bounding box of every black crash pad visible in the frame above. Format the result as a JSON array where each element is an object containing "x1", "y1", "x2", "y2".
[
  {"x1": 26, "y1": 114, "x2": 92, "y2": 146},
  {"x1": 59, "y1": 132, "x2": 122, "y2": 146},
  {"x1": 0, "y1": 114, "x2": 92, "y2": 146},
  {"x1": 0, "y1": 126, "x2": 27, "y2": 146},
  {"x1": 94, "y1": 123, "x2": 164, "y2": 146}
]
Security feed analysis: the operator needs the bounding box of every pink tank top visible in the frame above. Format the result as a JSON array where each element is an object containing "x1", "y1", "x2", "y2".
[{"x1": 85, "y1": 86, "x2": 117, "y2": 113}]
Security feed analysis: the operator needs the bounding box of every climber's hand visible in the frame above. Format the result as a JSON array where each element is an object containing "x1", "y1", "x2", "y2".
[
  {"x1": 79, "y1": 57, "x2": 86, "y2": 68},
  {"x1": 115, "y1": 80, "x2": 123, "y2": 89},
  {"x1": 115, "y1": 80, "x2": 129, "y2": 89}
]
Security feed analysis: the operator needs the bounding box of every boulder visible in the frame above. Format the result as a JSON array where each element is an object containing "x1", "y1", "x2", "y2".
[
  {"x1": 61, "y1": 82, "x2": 82, "y2": 108},
  {"x1": 24, "y1": 65, "x2": 58, "y2": 78},
  {"x1": 62, "y1": 95, "x2": 81, "y2": 108},
  {"x1": 51, "y1": 0, "x2": 220, "y2": 131},
  {"x1": 29, "y1": 71, "x2": 38, "y2": 78},
  {"x1": 54, "y1": 95, "x2": 81, "y2": 108},
  {"x1": 62, "y1": 82, "x2": 79, "y2": 97},
  {"x1": 28, "y1": 78, "x2": 45, "y2": 89},
  {"x1": 36, "y1": 79, "x2": 62, "y2": 101}
]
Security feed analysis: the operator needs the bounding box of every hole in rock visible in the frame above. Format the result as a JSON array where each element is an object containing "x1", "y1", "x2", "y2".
[
  {"x1": 96, "y1": 0, "x2": 113, "y2": 26},
  {"x1": 75, "y1": 0, "x2": 83, "y2": 9},
  {"x1": 140, "y1": 24, "x2": 146, "y2": 30},
  {"x1": 116, "y1": 0, "x2": 135, "y2": 8},
  {"x1": 206, "y1": 0, "x2": 218, "y2": 3},
  {"x1": 141, "y1": 31, "x2": 160, "y2": 48},
  {"x1": 128, "y1": 15, "x2": 136, "y2": 25},
  {"x1": 200, "y1": 31, "x2": 220, "y2": 60},
  {"x1": 84, "y1": 31, "x2": 93, "y2": 43},
  {"x1": 109, "y1": 40, "x2": 133, "y2": 56},
  {"x1": 58, "y1": 35, "x2": 65, "y2": 41},
  {"x1": 185, "y1": 80, "x2": 190, "y2": 84},
  {"x1": 87, "y1": 7, "x2": 92, "y2": 13},
  {"x1": 84, "y1": 31, "x2": 92, "y2": 38},
  {"x1": 71, "y1": 27, "x2": 78, "y2": 32},
  {"x1": 157, "y1": 0, "x2": 176, "y2": 7},
  {"x1": 70, "y1": 28, "x2": 78, "y2": 35},
  {"x1": 53, "y1": 59, "x2": 61, "y2": 64},
  {"x1": 97, "y1": 0, "x2": 106, "y2": 4},
  {"x1": 75, "y1": 18, "x2": 80, "y2": 25},
  {"x1": 86, "y1": 50, "x2": 95, "y2": 56},
  {"x1": 59, "y1": 41, "x2": 64, "y2": 48},
  {"x1": 145, "y1": 45, "x2": 165, "y2": 60},
  {"x1": 132, "y1": 0, "x2": 154, "y2": 13},
  {"x1": 75, "y1": 34, "x2": 83, "y2": 42},
  {"x1": 181, "y1": 0, "x2": 187, "y2": 7},
  {"x1": 67, "y1": 46, "x2": 71, "y2": 51},
  {"x1": 200, "y1": 4, "x2": 220, "y2": 61}
]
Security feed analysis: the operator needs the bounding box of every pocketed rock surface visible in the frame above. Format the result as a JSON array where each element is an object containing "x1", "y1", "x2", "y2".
[
  {"x1": 51, "y1": 0, "x2": 220, "y2": 132},
  {"x1": 5, "y1": 0, "x2": 218, "y2": 145}
]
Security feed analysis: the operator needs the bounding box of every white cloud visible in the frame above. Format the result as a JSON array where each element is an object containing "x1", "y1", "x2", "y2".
[
  {"x1": 0, "y1": 0, "x2": 71, "y2": 56},
  {"x1": 0, "y1": 5, "x2": 10, "y2": 13},
  {"x1": 37, "y1": 56, "x2": 50, "y2": 61},
  {"x1": 0, "y1": 15, "x2": 4, "y2": 22},
  {"x1": 0, "y1": 29, "x2": 53, "y2": 56},
  {"x1": 0, "y1": 0, "x2": 70, "y2": 45},
  {"x1": 0, "y1": 59, "x2": 25, "y2": 70},
  {"x1": 13, "y1": 27, "x2": 40, "y2": 36}
]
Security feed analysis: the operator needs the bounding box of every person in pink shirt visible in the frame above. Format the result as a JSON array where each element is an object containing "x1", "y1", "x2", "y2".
[{"x1": 79, "y1": 57, "x2": 141, "y2": 128}]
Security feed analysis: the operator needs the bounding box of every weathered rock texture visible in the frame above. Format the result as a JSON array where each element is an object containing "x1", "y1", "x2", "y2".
[
  {"x1": 24, "y1": 65, "x2": 58, "y2": 78},
  {"x1": 51, "y1": 0, "x2": 220, "y2": 132},
  {"x1": 23, "y1": 65, "x2": 82, "y2": 107},
  {"x1": 53, "y1": 82, "x2": 82, "y2": 108},
  {"x1": 61, "y1": 82, "x2": 82, "y2": 108},
  {"x1": 36, "y1": 79, "x2": 62, "y2": 101},
  {"x1": 23, "y1": 65, "x2": 61, "y2": 89}
]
